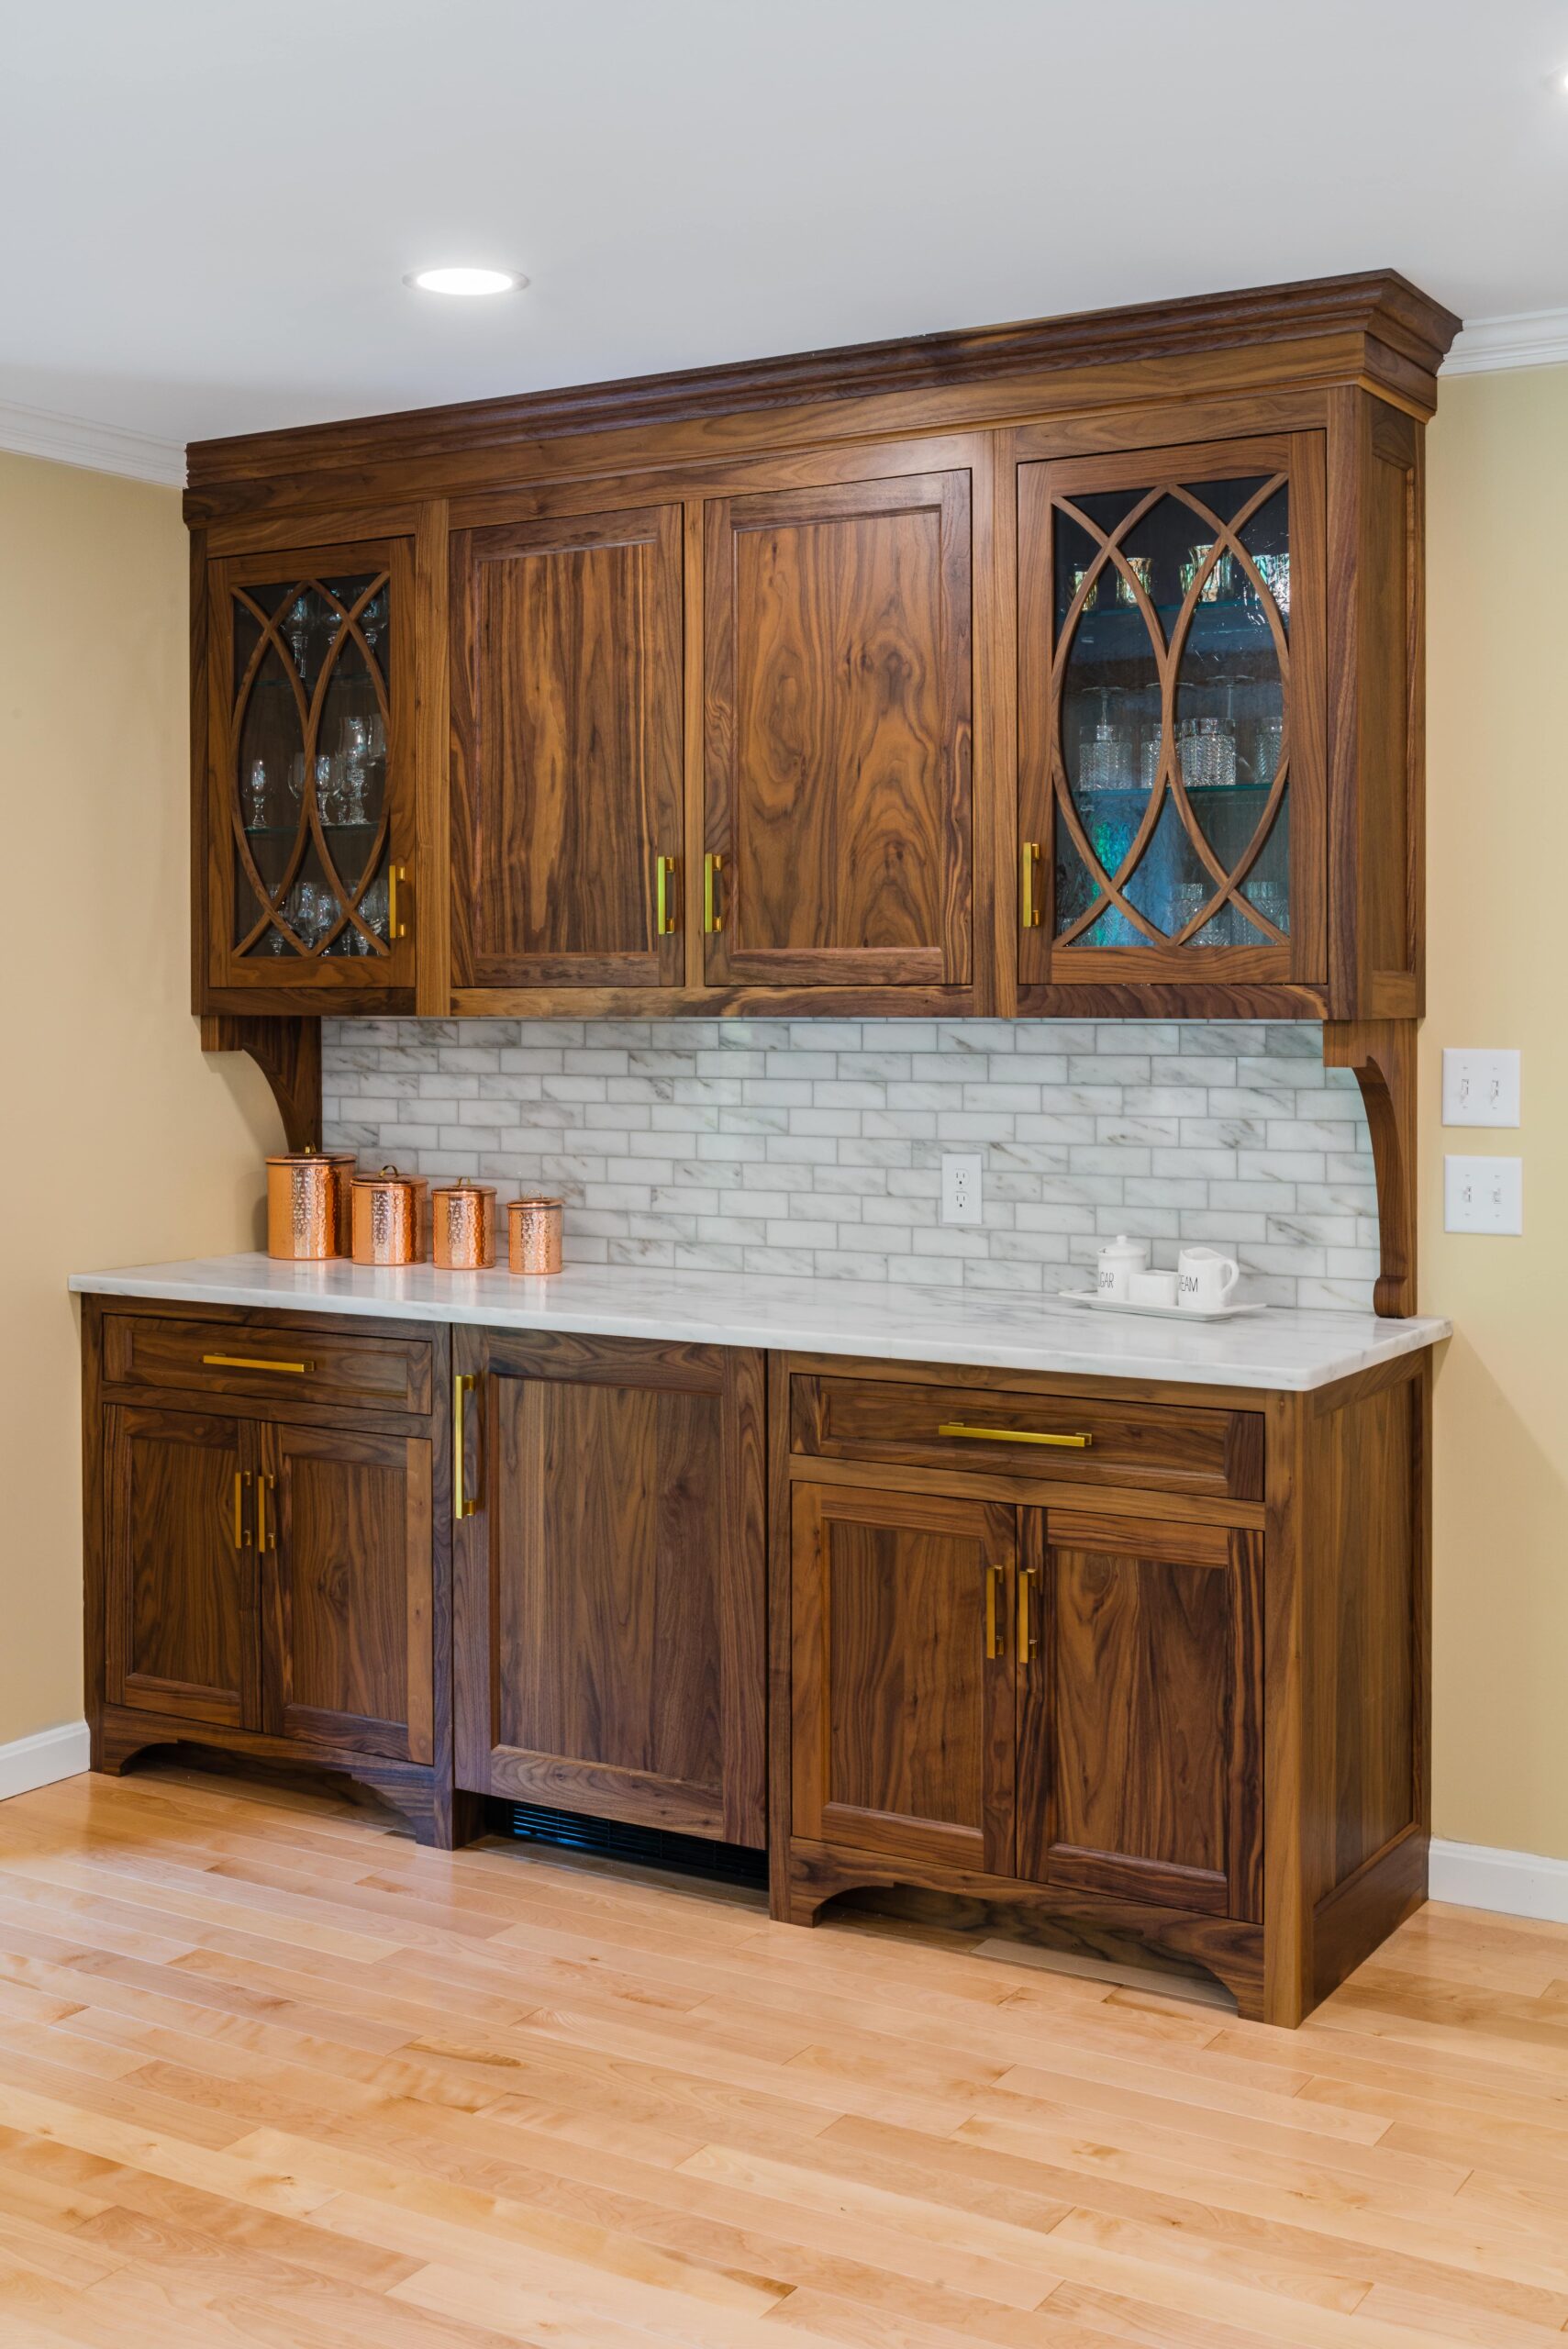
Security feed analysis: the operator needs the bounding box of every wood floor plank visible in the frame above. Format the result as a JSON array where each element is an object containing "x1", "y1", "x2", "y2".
[{"x1": 2, "y1": 1767, "x2": 1567, "y2": 2345}]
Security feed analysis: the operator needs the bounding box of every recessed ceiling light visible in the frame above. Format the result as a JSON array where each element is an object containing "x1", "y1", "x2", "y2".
[{"x1": 405, "y1": 265, "x2": 528, "y2": 297}]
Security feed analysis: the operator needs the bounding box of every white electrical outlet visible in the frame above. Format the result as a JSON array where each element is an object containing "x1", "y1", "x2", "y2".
[
  {"x1": 940, "y1": 1152, "x2": 983, "y2": 1225},
  {"x1": 1444, "y1": 1155, "x2": 1523, "y2": 1235},
  {"x1": 1442, "y1": 1048, "x2": 1520, "y2": 1128}
]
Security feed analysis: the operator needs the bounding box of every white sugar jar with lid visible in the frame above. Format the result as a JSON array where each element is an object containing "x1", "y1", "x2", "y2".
[{"x1": 1095, "y1": 1233, "x2": 1150, "y2": 1304}]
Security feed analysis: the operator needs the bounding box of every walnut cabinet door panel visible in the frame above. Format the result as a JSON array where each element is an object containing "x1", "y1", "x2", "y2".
[
  {"x1": 452, "y1": 1331, "x2": 766, "y2": 1843},
  {"x1": 789, "y1": 1482, "x2": 1018, "y2": 1875},
  {"x1": 258, "y1": 1421, "x2": 435, "y2": 1765},
  {"x1": 1017, "y1": 1508, "x2": 1264, "y2": 1920},
  {"x1": 104, "y1": 1404, "x2": 260, "y2": 1731},
  {"x1": 703, "y1": 467, "x2": 973, "y2": 988},
  {"x1": 450, "y1": 504, "x2": 685, "y2": 989}
]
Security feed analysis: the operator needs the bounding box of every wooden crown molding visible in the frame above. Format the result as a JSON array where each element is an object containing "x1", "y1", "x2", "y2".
[
  {"x1": 1443, "y1": 306, "x2": 1568, "y2": 376},
  {"x1": 186, "y1": 270, "x2": 1461, "y2": 499},
  {"x1": 0, "y1": 397, "x2": 185, "y2": 487}
]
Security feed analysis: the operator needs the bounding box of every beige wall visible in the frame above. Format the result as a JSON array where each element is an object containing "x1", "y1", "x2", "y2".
[
  {"x1": 1425, "y1": 369, "x2": 1568, "y2": 1861},
  {"x1": 3, "y1": 385, "x2": 1565, "y2": 1857},
  {"x1": 0, "y1": 451, "x2": 278, "y2": 1749}
]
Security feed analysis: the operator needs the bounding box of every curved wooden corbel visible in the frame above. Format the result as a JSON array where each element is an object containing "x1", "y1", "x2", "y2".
[
  {"x1": 1321, "y1": 1019, "x2": 1416, "y2": 1319},
  {"x1": 200, "y1": 1014, "x2": 322, "y2": 1152}
]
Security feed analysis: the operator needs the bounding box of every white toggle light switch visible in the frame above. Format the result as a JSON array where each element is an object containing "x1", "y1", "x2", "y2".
[
  {"x1": 1444, "y1": 1155, "x2": 1523, "y2": 1235},
  {"x1": 1442, "y1": 1048, "x2": 1520, "y2": 1128}
]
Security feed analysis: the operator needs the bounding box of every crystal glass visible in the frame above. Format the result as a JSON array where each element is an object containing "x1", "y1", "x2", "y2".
[
  {"x1": 244, "y1": 759, "x2": 269, "y2": 830},
  {"x1": 1114, "y1": 554, "x2": 1154, "y2": 607},
  {"x1": 1176, "y1": 714, "x2": 1237, "y2": 789},
  {"x1": 285, "y1": 596, "x2": 312, "y2": 678},
  {"x1": 1080, "y1": 719, "x2": 1134, "y2": 790},
  {"x1": 340, "y1": 717, "x2": 370, "y2": 825},
  {"x1": 1179, "y1": 546, "x2": 1235, "y2": 603},
  {"x1": 315, "y1": 751, "x2": 344, "y2": 826},
  {"x1": 1251, "y1": 551, "x2": 1291, "y2": 617}
]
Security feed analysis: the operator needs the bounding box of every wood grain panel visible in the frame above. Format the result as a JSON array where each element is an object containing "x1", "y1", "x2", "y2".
[
  {"x1": 704, "y1": 466, "x2": 972, "y2": 987},
  {"x1": 790, "y1": 1482, "x2": 1016, "y2": 1875},
  {"x1": 792, "y1": 1374, "x2": 1262, "y2": 1500},
  {"x1": 104, "y1": 1404, "x2": 256, "y2": 1730},
  {"x1": 102, "y1": 1312, "x2": 431, "y2": 1418},
  {"x1": 1018, "y1": 1510, "x2": 1262, "y2": 1920},
  {"x1": 452, "y1": 1330, "x2": 765, "y2": 1842},
  {"x1": 261, "y1": 1421, "x2": 433, "y2": 1764},
  {"x1": 450, "y1": 502, "x2": 684, "y2": 988}
]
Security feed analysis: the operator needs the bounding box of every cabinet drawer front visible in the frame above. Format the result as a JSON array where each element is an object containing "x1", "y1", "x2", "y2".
[
  {"x1": 792, "y1": 1375, "x2": 1262, "y2": 1501},
  {"x1": 102, "y1": 1315, "x2": 432, "y2": 1418}
]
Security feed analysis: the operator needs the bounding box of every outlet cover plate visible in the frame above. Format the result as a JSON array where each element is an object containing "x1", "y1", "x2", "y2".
[
  {"x1": 940, "y1": 1152, "x2": 983, "y2": 1226},
  {"x1": 1444, "y1": 1154, "x2": 1523, "y2": 1234},
  {"x1": 1442, "y1": 1047, "x2": 1520, "y2": 1128}
]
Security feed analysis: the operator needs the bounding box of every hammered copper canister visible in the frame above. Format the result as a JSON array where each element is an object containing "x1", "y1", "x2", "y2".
[
  {"x1": 432, "y1": 1179, "x2": 497, "y2": 1271},
  {"x1": 507, "y1": 1196, "x2": 563, "y2": 1275},
  {"x1": 350, "y1": 1165, "x2": 428, "y2": 1266},
  {"x1": 265, "y1": 1146, "x2": 355, "y2": 1261}
]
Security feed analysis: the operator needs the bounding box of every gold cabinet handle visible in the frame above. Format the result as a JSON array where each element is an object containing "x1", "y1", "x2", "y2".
[
  {"x1": 984, "y1": 1563, "x2": 1005, "y2": 1661},
  {"x1": 1020, "y1": 841, "x2": 1042, "y2": 930},
  {"x1": 232, "y1": 1469, "x2": 251, "y2": 1551},
  {"x1": 1018, "y1": 1564, "x2": 1038, "y2": 1664},
  {"x1": 257, "y1": 1473, "x2": 275, "y2": 1553},
  {"x1": 454, "y1": 1373, "x2": 479, "y2": 1520},
  {"x1": 655, "y1": 853, "x2": 679, "y2": 936},
  {"x1": 388, "y1": 863, "x2": 409, "y2": 941},
  {"x1": 939, "y1": 1421, "x2": 1092, "y2": 1449},
  {"x1": 703, "y1": 852, "x2": 725, "y2": 934},
  {"x1": 203, "y1": 1353, "x2": 314, "y2": 1375}
]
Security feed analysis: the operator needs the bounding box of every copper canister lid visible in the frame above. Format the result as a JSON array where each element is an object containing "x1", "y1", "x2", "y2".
[
  {"x1": 432, "y1": 1179, "x2": 497, "y2": 1271},
  {"x1": 350, "y1": 1164, "x2": 428, "y2": 1266}
]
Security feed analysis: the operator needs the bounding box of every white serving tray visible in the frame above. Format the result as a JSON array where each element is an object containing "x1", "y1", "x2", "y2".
[{"x1": 1057, "y1": 1288, "x2": 1266, "y2": 1324}]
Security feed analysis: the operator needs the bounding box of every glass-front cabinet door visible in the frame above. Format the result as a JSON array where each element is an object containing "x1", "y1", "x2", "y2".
[
  {"x1": 1018, "y1": 434, "x2": 1323, "y2": 989},
  {"x1": 206, "y1": 539, "x2": 415, "y2": 1002}
]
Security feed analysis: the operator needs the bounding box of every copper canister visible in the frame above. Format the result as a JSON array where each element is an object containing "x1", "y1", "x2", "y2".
[
  {"x1": 432, "y1": 1180, "x2": 497, "y2": 1271},
  {"x1": 350, "y1": 1165, "x2": 428, "y2": 1266},
  {"x1": 265, "y1": 1146, "x2": 355, "y2": 1261},
  {"x1": 507, "y1": 1196, "x2": 563, "y2": 1276}
]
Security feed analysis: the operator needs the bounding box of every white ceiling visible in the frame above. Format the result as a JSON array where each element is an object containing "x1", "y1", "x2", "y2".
[{"x1": 4, "y1": 0, "x2": 1568, "y2": 467}]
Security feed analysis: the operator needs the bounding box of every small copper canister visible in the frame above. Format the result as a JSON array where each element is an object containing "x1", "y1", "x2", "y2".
[
  {"x1": 350, "y1": 1165, "x2": 428, "y2": 1266},
  {"x1": 432, "y1": 1179, "x2": 497, "y2": 1271},
  {"x1": 507, "y1": 1196, "x2": 563, "y2": 1275},
  {"x1": 266, "y1": 1146, "x2": 355, "y2": 1261}
]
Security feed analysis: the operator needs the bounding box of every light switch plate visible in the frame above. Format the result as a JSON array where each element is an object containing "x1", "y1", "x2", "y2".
[
  {"x1": 940, "y1": 1152, "x2": 983, "y2": 1225},
  {"x1": 1442, "y1": 1047, "x2": 1520, "y2": 1128},
  {"x1": 1444, "y1": 1154, "x2": 1523, "y2": 1234}
]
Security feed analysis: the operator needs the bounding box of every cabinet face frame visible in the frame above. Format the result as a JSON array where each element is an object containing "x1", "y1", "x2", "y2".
[
  {"x1": 451, "y1": 1327, "x2": 766, "y2": 1843},
  {"x1": 201, "y1": 534, "x2": 418, "y2": 1011},
  {"x1": 1015, "y1": 428, "x2": 1327, "y2": 996},
  {"x1": 702, "y1": 458, "x2": 974, "y2": 991},
  {"x1": 449, "y1": 500, "x2": 685, "y2": 991}
]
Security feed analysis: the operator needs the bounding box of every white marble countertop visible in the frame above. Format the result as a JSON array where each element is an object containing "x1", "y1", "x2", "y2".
[{"x1": 69, "y1": 1253, "x2": 1450, "y2": 1393}]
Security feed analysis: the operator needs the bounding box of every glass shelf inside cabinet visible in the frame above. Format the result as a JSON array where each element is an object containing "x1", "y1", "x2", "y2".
[
  {"x1": 228, "y1": 572, "x2": 394, "y2": 962},
  {"x1": 1051, "y1": 473, "x2": 1292, "y2": 951}
]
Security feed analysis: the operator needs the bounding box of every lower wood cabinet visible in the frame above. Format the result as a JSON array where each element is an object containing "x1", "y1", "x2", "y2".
[
  {"x1": 85, "y1": 1299, "x2": 455, "y2": 1845},
  {"x1": 451, "y1": 1329, "x2": 766, "y2": 1844}
]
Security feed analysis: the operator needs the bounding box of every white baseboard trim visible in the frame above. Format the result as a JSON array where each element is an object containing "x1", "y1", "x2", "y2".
[
  {"x1": 1429, "y1": 1837, "x2": 1568, "y2": 1925},
  {"x1": 0, "y1": 1720, "x2": 92, "y2": 1802}
]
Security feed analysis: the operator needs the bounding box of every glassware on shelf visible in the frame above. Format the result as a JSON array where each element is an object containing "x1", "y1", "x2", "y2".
[
  {"x1": 340, "y1": 718, "x2": 371, "y2": 825},
  {"x1": 1114, "y1": 554, "x2": 1154, "y2": 607},
  {"x1": 244, "y1": 759, "x2": 269, "y2": 831},
  {"x1": 1080, "y1": 718, "x2": 1135, "y2": 791},
  {"x1": 285, "y1": 596, "x2": 312, "y2": 678},
  {"x1": 314, "y1": 751, "x2": 345, "y2": 825},
  {"x1": 286, "y1": 750, "x2": 306, "y2": 810},
  {"x1": 366, "y1": 710, "x2": 386, "y2": 761},
  {"x1": 1251, "y1": 551, "x2": 1291, "y2": 616},
  {"x1": 361, "y1": 874, "x2": 390, "y2": 942},
  {"x1": 1179, "y1": 545, "x2": 1235, "y2": 603},
  {"x1": 1176, "y1": 714, "x2": 1237, "y2": 789},
  {"x1": 1250, "y1": 715, "x2": 1284, "y2": 787},
  {"x1": 1137, "y1": 726, "x2": 1162, "y2": 790},
  {"x1": 1171, "y1": 880, "x2": 1209, "y2": 939},
  {"x1": 361, "y1": 590, "x2": 386, "y2": 654},
  {"x1": 1247, "y1": 876, "x2": 1290, "y2": 935},
  {"x1": 1069, "y1": 563, "x2": 1099, "y2": 611}
]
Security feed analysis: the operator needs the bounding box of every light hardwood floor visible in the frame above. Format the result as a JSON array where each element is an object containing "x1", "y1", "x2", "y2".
[{"x1": 0, "y1": 1768, "x2": 1566, "y2": 2347}]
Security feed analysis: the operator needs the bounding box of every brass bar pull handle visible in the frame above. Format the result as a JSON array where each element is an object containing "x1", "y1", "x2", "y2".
[
  {"x1": 203, "y1": 1354, "x2": 314, "y2": 1375},
  {"x1": 232, "y1": 1470, "x2": 250, "y2": 1551},
  {"x1": 1020, "y1": 841, "x2": 1042, "y2": 930},
  {"x1": 984, "y1": 1564, "x2": 1005, "y2": 1662},
  {"x1": 388, "y1": 863, "x2": 409, "y2": 941},
  {"x1": 655, "y1": 854, "x2": 679, "y2": 936},
  {"x1": 703, "y1": 852, "x2": 725, "y2": 934},
  {"x1": 939, "y1": 1421, "x2": 1093, "y2": 1450},
  {"x1": 1018, "y1": 1564, "x2": 1038, "y2": 1664},
  {"x1": 454, "y1": 1373, "x2": 479, "y2": 1520},
  {"x1": 257, "y1": 1474, "x2": 275, "y2": 1553}
]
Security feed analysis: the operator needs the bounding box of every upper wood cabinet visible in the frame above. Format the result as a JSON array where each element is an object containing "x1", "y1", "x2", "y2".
[
  {"x1": 187, "y1": 272, "x2": 1457, "y2": 1029},
  {"x1": 200, "y1": 538, "x2": 417, "y2": 1012},
  {"x1": 702, "y1": 466, "x2": 973, "y2": 990},
  {"x1": 450, "y1": 504, "x2": 685, "y2": 990}
]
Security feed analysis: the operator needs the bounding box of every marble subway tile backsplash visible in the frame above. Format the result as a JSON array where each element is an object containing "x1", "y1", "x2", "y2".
[{"x1": 322, "y1": 1019, "x2": 1380, "y2": 1311}]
